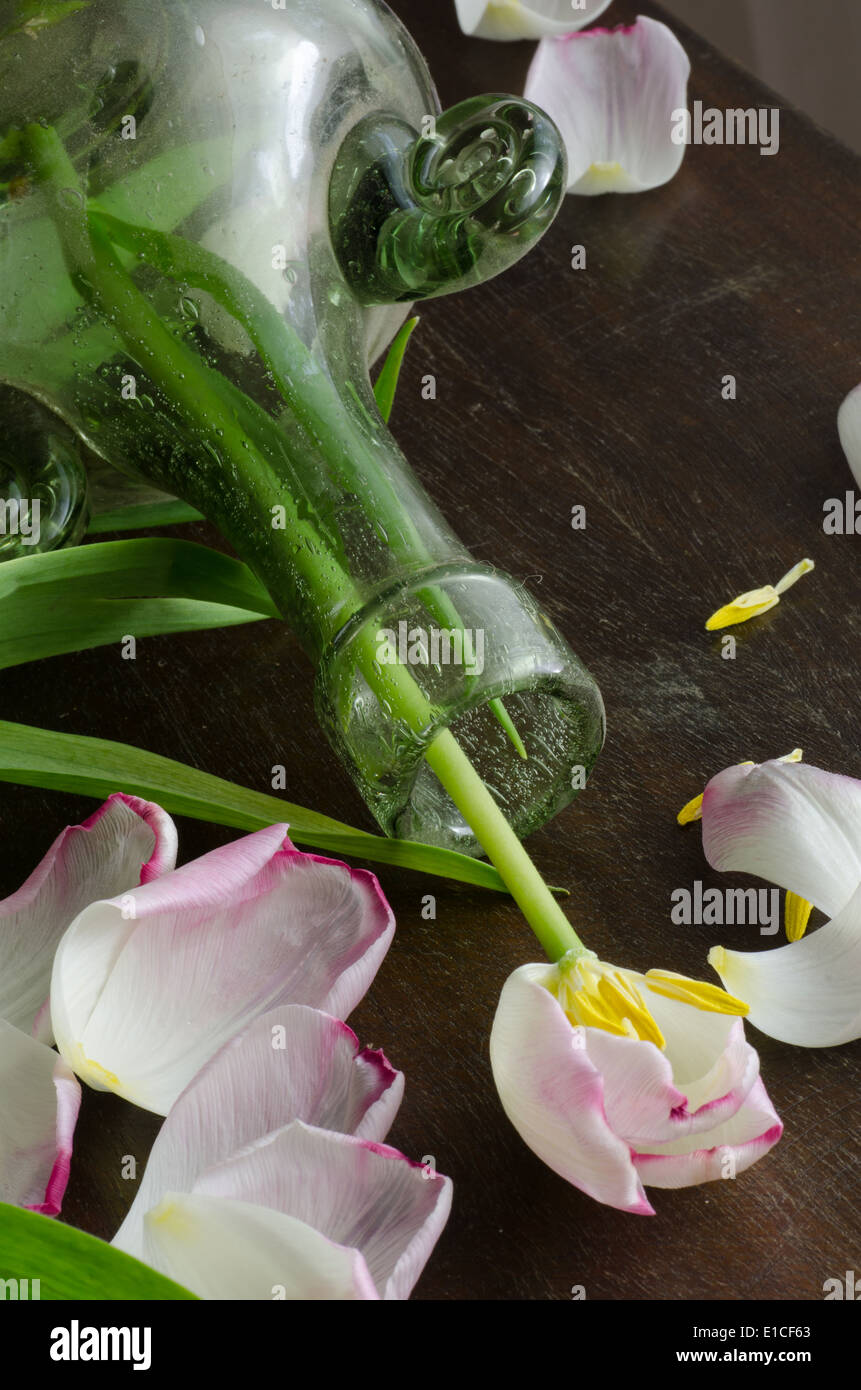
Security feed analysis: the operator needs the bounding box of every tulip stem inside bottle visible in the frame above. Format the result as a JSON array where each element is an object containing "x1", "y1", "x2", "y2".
[{"x1": 22, "y1": 120, "x2": 582, "y2": 965}]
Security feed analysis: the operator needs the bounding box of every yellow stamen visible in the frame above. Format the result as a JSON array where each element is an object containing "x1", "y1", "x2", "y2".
[
  {"x1": 785, "y1": 890, "x2": 814, "y2": 942},
  {"x1": 554, "y1": 956, "x2": 666, "y2": 1048},
  {"x1": 645, "y1": 968, "x2": 749, "y2": 1016},
  {"x1": 677, "y1": 793, "x2": 703, "y2": 825},
  {"x1": 705, "y1": 558, "x2": 814, "y2": 630},
  {"x1": 677, "y1": 748, "x2": 803, "y2": 824}
]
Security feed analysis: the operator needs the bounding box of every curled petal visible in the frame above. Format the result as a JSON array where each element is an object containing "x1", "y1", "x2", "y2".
[
  {"x1": 143, "y1": 1193, "x2": 379, "y2": 1300},
  {"x1": 192, "y1": 1122, "x2": 452, "y2": 1300},
  {"x1": 710, "y1": 882, "x2": 861, "y2": 1046},
  {"x1": 524, "y1": 18, "x2": 690, "y2": 194},
  {"x1": 490, "y1": 964, "x2": 654, "y2": 1213},
  {"x1": 0, "y1": 1019, "x2": 81, "y2": 1215},
  {"x1": 838, "y1": 382, "x2": 861, "y2": 487},
  {"x1": 454, "y1": 0, "x2": 613, "y2": 42},
  {"x1": 633, "y1": 1078, "x2": 782, "y2": 1185},
  {"x1": 51, "y1": 827, "x2": 394, "y2": 1114},
  {"x1": 0, "y1": 793, "x2": 177, "y2": 1040},
  {"x1": 114, "y1": 1005, "x2": 403, "y2": 1257},
  {"x1": 702, "y1": 759, "x2": 861, "y2": 917}
]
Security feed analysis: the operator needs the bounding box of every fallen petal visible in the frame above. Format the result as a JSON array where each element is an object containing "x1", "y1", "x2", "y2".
[
  {"x1": 710, "y1": 881, "x2": 861, "y2": 1046},
  {"x1": 114, "y1": 1005, "x2": 403, "y2": 1257},
  {"x1": 838, "y1": 382, "x2": 861, "y2": 486},
  {"x1": 0, "y1": 1018, "x2": 81, "y2": 1215},
  {"x1": 51, "y1": 827, "x2": 394, "y2": 1113},
  {"x1": 702, "y1": 759, "x2": 861, "y2": 918},
  {"x1": 0, "y1": 793, "x2": 177, "y2": 1040},
  {"x1": 143, "y1": 1193, "x2": 379, "y2": 1300},
  {"x1": 524, "y1": 18, "x2": 690, "y2": 194},
  {"x1": 454, "y1": 0, "x2": 613, "y2": 42},
  {"x1": 192, "y1": 1121, "x2": 452, "y2": 1300}
]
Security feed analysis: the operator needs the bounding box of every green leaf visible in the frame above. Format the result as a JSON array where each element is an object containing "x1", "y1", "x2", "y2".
[
  {"x1": 0, "y1": 1202, "x2": 196, "y2": 1300},
  {"x1": 87, "y1": 500, "x2": 204, "y2": 533},
  {"x1": 0, "y1": 719, "x2": 512, "y2": 892},
  {"x1": 373, "y1": 317, "x2": 420, "y2": 424},
  {"x1": 0, "y1": 538, "x2": 276, "y2": 671}
]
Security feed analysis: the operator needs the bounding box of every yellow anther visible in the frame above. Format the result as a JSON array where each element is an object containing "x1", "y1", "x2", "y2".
[
  {"x1": 644, "y1": 968, "x2": 749, "y2": 1017},
  {"x1": 555, "y1": 957, "x2": 666, "y2": 1048},
  {"x1": 677, "y1": 793, "x2": 703, "y2": 825},
  {"x1": 785, "y1": 891, "x2": 814, "y2": 942},
  {"x1": 705, "y1": 558, "x2": 814, "y2": 630}
]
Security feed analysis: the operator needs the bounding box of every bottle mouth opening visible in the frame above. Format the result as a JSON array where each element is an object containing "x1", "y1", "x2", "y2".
[
  {"x1": 392, "y1": 681, "x2": 604, "y2": 855},
  {"x1": 315, "y1": 561, "x2": 605, "y2": 857}
]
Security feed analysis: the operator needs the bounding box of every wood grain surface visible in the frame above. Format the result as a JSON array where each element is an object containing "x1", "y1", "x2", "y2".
[{"x1": 1, "y1": 0, "x2": 859, "y2": 1299}]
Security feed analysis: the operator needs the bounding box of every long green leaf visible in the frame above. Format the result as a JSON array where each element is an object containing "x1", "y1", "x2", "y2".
[
  {"x1": 373, "y1": 316, "x2": 420, "y2": 424},
  {"x1": 0, "y1": 719, "x2": 511, "y2": 892},
  {"x1": 0, "y1": 1203, "x2": 196, "y2": 1300},
  {"x1": 0, "y1": 538, "x2": 276, "y2": 670},
  {"x1": 88, "y1": 500, "x2": 204, "y2": 533}
]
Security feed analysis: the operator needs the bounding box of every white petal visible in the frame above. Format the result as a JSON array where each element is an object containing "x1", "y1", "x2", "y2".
[
  {"x1": 838, "y1": 382, "x2": 861, "y2": 486},
  {"x1": 114, "y1": 1005, "x2": 403, "y2": 1259},
  {"x1": 710, "y1": 881, "x2": 861, "y2": 1046},
  {"x1": 489, "y1": 964, "x2": 654, "y2": 1213},
  {"x1": 0, "y1": 1019, "x2": 81, "y2": 1214},
  {"x1": 0, "y1": 794, "x2": 177, "y2": 1039},
  {"x1": 702, "y1": 759, "x2": 861, "y2": 917},
  {"x1": 192, "y1": 1122, "x2": 452, "y2": 1299},
  {"x1": 142, "y1": 1193, "x2": 379, "y2": 1300},
  {"x1": 524, "y1": 18, "x2": 690, "y2": 194},
  {"x1": 51, "y1": 827, "x2": 394, "y2": 1114},
  {"x1": 633, "y1": 1078, "x2": 782, "y2": 1184},
  {"x1": 455, "y1": 0, "x2": 613, "y2": 41}
]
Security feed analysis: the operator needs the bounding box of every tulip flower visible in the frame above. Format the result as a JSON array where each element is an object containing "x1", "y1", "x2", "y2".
[
  {"x1": 454, "y1": 0, "x2": 613, "y2": 42},
  {"x1": 838, "y1": 381, "x2": 861, "y2": 486},
  {"x1": 114, "y1": 1005, "x2": 451, "y2": 1299},
  {"x1": 0, "y1": 792, "x2": 177, "y2": 1214},
  {"x1": 50, "y1": 823, "x2": 394, "y2": 1115},
  {"x1": 523, "y1": 17, "x2": 690, "y2": 194},
  {"x1": 491, "y1": 952, "x2": 781, "y2": 1213},
  {"x1": 702, "y1": 757, "x2": 861, "y2": 1046}
]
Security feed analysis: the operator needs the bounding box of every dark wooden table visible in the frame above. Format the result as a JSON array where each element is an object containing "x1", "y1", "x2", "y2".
[{"x1": 2, "y1": 0, "x2": 860, "y2": 1299}]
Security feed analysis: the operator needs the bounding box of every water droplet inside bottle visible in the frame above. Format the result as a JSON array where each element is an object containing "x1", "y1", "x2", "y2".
[
  {"x1": 180, "y1": 296, "x2": 200, "y2": 321},
  {"x1": 194, "y1": 24, "x2": 205, "y2": 45},
  {"x1": 282, "y1": 261, "x2": 301, "y2": 287},
  {"x1": 58, "y1": 186, "x2": 84, "y2": 209}
]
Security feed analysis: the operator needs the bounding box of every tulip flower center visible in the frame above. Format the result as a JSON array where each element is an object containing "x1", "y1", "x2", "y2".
[{"x1": 554, "y1": 955, "x2": 749, "y2": 1050}]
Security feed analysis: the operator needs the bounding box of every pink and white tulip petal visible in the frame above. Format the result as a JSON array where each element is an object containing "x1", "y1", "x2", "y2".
[
  {"x1": 702, "y1": 759, "x2": 861, "y2": 917},
  {"x1": 454, "y1": 0, "x2": 613, "y2": 41},
  {"x1": 633, "y1": 1078, "x2": 782, "y2": 1186},
  {"x1": 838, "y1": 382, "x2": 861, "y2": 487},
  {"x1": 192, "y1": 1122, "x2": 452, "y2": 1300},
  {"x1": 0, "y1": 794, "x2": 177, "y2": 1041},
  {"x1": 0, "y1": 1018, "x2": 81, "y2": 1215},
  {"x1": 490, "y1": 963, "x2": 779, "y2": 1213},
  {"x1": 490, "y1": 963, "x2": 655, "y2": 1213},
  {"x1": 50, "y1": 827, "x2": 394, "y2": 1114},
  {"x1": 114, "y1": 1005, "x2": 403, "y2": 1255},
  {"x1": 710, "y1": 883, "x2": 861, "y2": 1047},
  {"x1": 143, "y1": 1193, "x2": 379, "y2": 1300},
  {"x1": 524, "y1": 18, "x2": 690, "y2": 194}
]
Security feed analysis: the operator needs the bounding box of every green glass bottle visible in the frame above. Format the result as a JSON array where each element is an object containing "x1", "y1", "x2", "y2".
[{"x1": 0, "y1": 0, "x2": 604, "y2": 852}]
